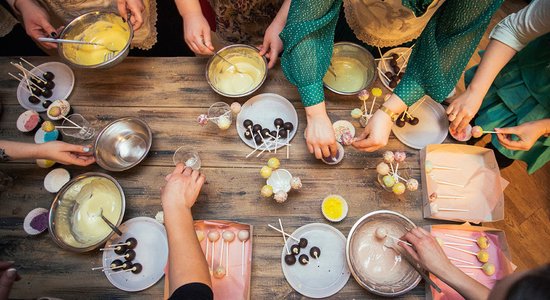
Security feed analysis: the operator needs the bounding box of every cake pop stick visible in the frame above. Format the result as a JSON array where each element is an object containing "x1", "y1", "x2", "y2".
[
  {"x1": 256, "y1": 139, "x2": 277, "y2": 157},
  {"x1": 267, "y1": 224, "x2": 300, "y2": 242},
  {"x1": 10, "y1": 62, "x2": 47, "y2": 85},
  {"x1": 17, "y1": 73, "x2": 46, "y2": 92},
  {"x1": 448, "y1": 256, "x2": 475, "y2": 265},
  {"x1": 429, "y1": 192, "x2": 465, "y2": 202},
  {"x1": 218, "y1": 235, "x2": 225, "y2": 268},
  {"x1": 471, "y1": 125, "x2": 498, "y2": 138},
  {"x1": 114, "y1": 263, "x2": 143, "y2": 274},
  {"x1": 208, "y1": 231, "x2": 220, "y2": 271},
  {"x1": 286, "y1": 130, "x2": 290, "y2": 159},
  {"x1": 436, "y1": 237, "x2": 473, "y2": 248},
  {"x1": 434, "y1": 179, "x2": 465, "y2": 188},
  {"x1": 358, "y1": 90, "x2": 369, "y2": 114},
  {"x1": 430, "y1": 203, "x2": 469, "y2": 213},
  {"x1": 377, "y1": 67, "x2": 392, "y2": 82},
  {"x1": 109, "y1": 249, "x2": 136, "y2": 261},
  {"x1": 444, "y1": 245, "x2": 490, "y2": 263},
  {"x1": 444, "y1": 234, "x2": 490, "y2": 249},
  {"x1": 397, "y1": 44, "x2": 415, "y2": 62},
  {"x1": 222, "y1": 231, "x2": 235, "y2": 276},
  {"x1": 456, "y1": 263, "x2": 495, "y2": 276},
  {"x1": 238, "y1": 230, "x2": 249, "y2": 276},
  {"x1": 256, "y1": 130, "x2": 271, "y2": 153},
  {"x1": 278, "y1": 219, "x2": 291, "y2": 255},
  {"x1": 408, "y1": 97, "x2": 426, "y2": 115},
  {"x1": 7, "y1": 73, "x2": 33, "y2": 93},
  {"x1": 377, "y1": 47, "x2": 387, "y2": 72},
  {"x1": 108, "y1": 238, "x2": 138, "y2": 249},
  {"x1": 20, "y1": 57, "x2": 48, "y2": 74},
  {"x1": 274, "y1": 126, "x2": 280, "y2": 153},
  {"x1": 92, "y1": 260, "x2": 131, "y2": 271}
]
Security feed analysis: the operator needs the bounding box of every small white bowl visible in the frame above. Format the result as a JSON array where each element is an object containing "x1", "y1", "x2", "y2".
[
  {"x1": 322, "y1": 143, "x2": 345, "y2": 165},
  {"x1": 44, "y1": 168, "x2": 71, "y2": 193},
  {"x1": 266, "y1": 169, "x2": 292, "y2": 193},
  {"x1": 322, "y1": 194, "x2": 348, "y2": 222}
]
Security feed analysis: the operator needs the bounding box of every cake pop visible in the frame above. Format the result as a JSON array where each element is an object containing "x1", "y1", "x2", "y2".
[
  {"x1": 444, "y1": 234, "x2": 490, "y2": 249},
  {"x1": 383, "y1": 151, "x2": 395, "y2": 164},
  {"x1": 376, "y1": 162, "x2": 390, "y2": 175},
  {"x1": 283, "y1": 122, "x2": 294, "y2": 132},
  {"x1": 217, "y1": 115, "x2": 232, "y2": 130},
  {"x1": 244, "y1": 130, "x2": 253, "y2": 139},
  {"x1": 457, "y1": 262, "x2": 495, "y2": 276},
  {"x1": 358, "y1": 89, "x2": 369, "y2": 101},
  {"x1": 107, "y1": 238, "x2": 138, "y2": 251},
  {"x1": 121, "y1": 263, "x2": 143, "y2": 274},
  {"x1": 394, "y1": 151, "x2": 406, "y2": 163},
  {"x1": 42, "y1": 100, "x2": 52, "y2": 109},
  {"x1": 310, "y1": 247, "x2": 321, "y2": 259},
  {"x1": 41, "y1": 121, "x2": 55, "y2": 132},
  {"x1": 406, "y1": 178, "x2": 419, "y2": 191},
  {"x1": 382, "y1": 175, "x2": 395, "y2": 188},
  {"x1": 290, "y1": 244, "x2": 300, "y2": 255},
  {"x1": 28, "y1": 95, "x2": 41, "y2": 104},
  {"x1": 92, "y1": 259, "x2": 125, "y2": 271},
  {"x1": 260, "y1": 166, "x2": 273, "y2": 179},
  {"x1": 274, "y1": 191, "x2": 288, "y2": 203},
  {"x1": 196, "y1": 230, "x2": 205, "y2": 242},
  {"x1": 238, "y1": 230, "x2": 250, "y2": 276},
  {"x1": 392, "y1": 182, "x2": 406, "y2": 195},
  {"x1": 261, "y1": 185, "x2": 274, "y2": 197},
  {"x1": 290, "y1": 177, "x2": 302, "y2": 190},
  {"x1": 278, "y1": 129, "x2": 288, "y2": 139},
  {"x1": 48, "y1": 106, "x2": 61, "y2": 118},
  {"x1": 197, "y1": 114, "x2": 209, "y2": 126},
  {"x1": 230, "y1": 102, "x2": 241, "y2": 114},
  {"x1": 351, "y1": 108, "x2": 363, "y2": 119},
  {"x1": 274, "y1": 118, "x2": 284, "y2": 128},
  {"x1": 267, "y1": 157, "x2": 280, "y2": 169},
  {"x1": 213, "y1": 266, "x2": 226, "y2": 278},
  {"x1": 285, "y1": 254, "x2": 297, "y2": 265},
  {"x1": 112, "y1": 249, "x2": 136, "y2": 261},
  {"x1": 299, "y1": 238, "x2": 308, "y2": 248},
  {"x1": 371, "y1": 87, "x2": 382, "y2": 98},
  {"x1": 261, "y1": 128, "x2": 271, "y2": 138},
  {"x1": 375, "y1": 227, "x2": 387, "y2": 240},
  {"x1": 445, "y1": 245, "x2": 490, "y2": 263},
  {"x1": 243, "y1": 119, "x2": 253, "y2": 128},
  {"x1": 298, "y1": 254, "x2": 309, "y2": 265}
]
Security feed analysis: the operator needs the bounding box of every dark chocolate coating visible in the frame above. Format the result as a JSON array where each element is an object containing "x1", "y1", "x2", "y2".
[
  {"x1": 390, "y1": 60, "x2": 397, "y2": 67},
  {"x1": 42, "y1": 89, "x2": 53, "y2": 98},
  {"x1": 291, "y1": 244, "x2": 300, "y2": 255},
  {"x1": 409, "y1": 117, "x2": 419, "y2": 125},
  {"x1": 298, "y1": 254, "x2": 309, "y2": 265},
  {"x1": 252, "y1": 124, "x2": 262, "y2": 133},
  {"x1": 283, "y1": 122, "x2": 294, "y2": 132},
  {"x1": 278, "y1": 129, "x2": 288, "y2": 139},
  {"x1": 254, "y1": 134, "x2": 263, "y2": 145},
  {"x1": 28, "y1": 95, "x2": 41, "y2": 104},
  {"x1": 122, "y1": 261, "x2": 133, "y2": 270},
  {"x1": 126, "y1": 237, "x2": 138, "y2": 249},
  {"x1": 274, "y1": 118, "x2": 284, "y2": 127},
  {"x1": 391, "y1": 53, "x2": 399, "y2": 60},
  {"x1": 261, "y1": 128, "x2": 271, "y2": 138},
  {"x1": 45, "y1": 80, "x2": 55, "y2": 90},
  {"x1": 395, "y1": 118, "x2": 406, "y2": 128},
  {"x1": 244, "y1": 130, "x2": 253, "y2": 139},
  {"x1": 284, "y1": 254, "x2": 296, "y2": 265},
  {"x1": 42, "y1": 100, "x2": 52, "y2": 109},
  {"x1": 114, "y1": 245, "x2": 128, "y2": 255},
  {"x1": 124, "y1": 249, "x2": 136, "y2": 261},
  {"x1": 298, "y1": 238, "x2": 308, "y2": 248},
  {"x1": 243, "y1": 119, "x2": 253, "y2": 128},
  {"x1": 110, "y1": 259, "x2": 123, "y2": 271},
  {"x1": 31, "y1": 86, "x2": 42, "y2": 97},
  {"x1": 389, "y1": 81, "x2": 397, "y2": 88},
  {"x1": 310, "y1": 246, "x2": 321, "y2": 258},
  {"x1": 43, "y1": 71, "x2": 55, "y2": 81},
  {"x1": 385, "y1": 72, "x2": 393, "y2": 79},
  {"x1": 270, "y1": 130, "x2": 278, "y2": 138},
  {"x1": 131, "y1": 263, "x2": 143, "y2": 274}
]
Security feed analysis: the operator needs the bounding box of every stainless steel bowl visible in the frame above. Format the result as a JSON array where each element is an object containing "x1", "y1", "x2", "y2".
[
  {"x1": 323, "y1": 42, "x2": 376, "y2": 95},
  {"x1": 95, "y1": 117, "x2": 152, "y2": 171},
  {"x1": 346, "y1": 210, "x2": 421, "y2": 297},
  {"x1": 58, "y1": 11, "x2": 134, "y2": 68},
  {"x1": 206, "y1": 44, "x2": 268, "y2": 97},
  {"x1": 49, "y1": 172, "x2": 125, "y2": 252}
]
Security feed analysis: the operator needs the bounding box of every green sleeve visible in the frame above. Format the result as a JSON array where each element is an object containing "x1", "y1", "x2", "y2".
[
  {"x1": 394, "y1": 0, "x2": 504, "y2": 106},
  {"x1": 280, "y1": 0, "x2": 342, "y2": 107}
]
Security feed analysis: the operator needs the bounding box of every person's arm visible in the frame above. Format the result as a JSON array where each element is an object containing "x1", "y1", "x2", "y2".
[
  {"x1": 10, "y1": 0, "x2": 59, "y2": 49},
  {"x1": 116, "y1": 0, "x2": 145, "y2": 31},
  {"x1": 447, "y1": 0, "x2": 550, "y2": 132},
  {"x1": 400, "y1": 228, "x2": 490, "y2": 300},
  {"x1": 0, "y1": 140, "x2": 95, "y2": 166},
  {"x1": 495, "y1": 118, "x2": 550, "y2": 151},
  {"x1": 353, "y1": 0, "x2": 504, "y2": 152},
  {"x1": 161, "y1": 165, "x2": 211, "y2": 297},
  {"x1": 259, "y1": 0, "x2": 291, "y2": 69},
  {"x1": 280, "y1": 0, "x2": 341, "y2": 159},
  {"x1": 175, "y1": 0, "x2": 214, "y2": 55}
]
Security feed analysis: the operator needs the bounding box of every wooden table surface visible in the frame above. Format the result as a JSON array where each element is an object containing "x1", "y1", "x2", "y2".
[{"x1": 0, "y1": 57, "x2": 446, "y2": 299}]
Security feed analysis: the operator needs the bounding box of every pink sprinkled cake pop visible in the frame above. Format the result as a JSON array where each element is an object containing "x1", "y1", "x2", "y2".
[
  {"x1": 197, "y1": 114, "x2": 208, "y2": 126},
  {"x1": 394, "y1": 151, "x2": 406, "y2": 162},
  {"x1": 383, "y1": 151, "x2": 395, "y2": 164}
]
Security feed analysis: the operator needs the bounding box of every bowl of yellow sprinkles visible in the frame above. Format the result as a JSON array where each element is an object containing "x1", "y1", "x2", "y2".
[{"x1": 322, "y1": 195, "x2": 348, "y2": 222}]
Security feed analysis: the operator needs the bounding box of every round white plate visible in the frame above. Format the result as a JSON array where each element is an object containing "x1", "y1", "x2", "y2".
[
  {"x1": 236, "y1": 93, "x2": 298, "y2": 150},
  {"x1": 281, "y1": 223, "x2": 350, "y2": 298},
  {"x1": 377, "y1": 47, "x2": 409, "y2": 91},
  {"x1": 102, "y1": 217, "x2": 168, "y2": 292},
  {"x1": 17, "y1": 62, "x2": 75, "y2": 112},
  {"x1": 43, "y1": 168, "x2": 70, "y2": 193},
  {"x1": 392, "y1": 97, "x2": 449, "y2": 150}
]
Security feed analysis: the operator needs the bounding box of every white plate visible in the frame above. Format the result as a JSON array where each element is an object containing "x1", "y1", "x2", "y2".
[
  {"x1": 236, "y1": 93, "x2": 298, "y2": 150},
  {"x1": 17, "y1": 62, "x2": 75, "y2": 112},
  {"x1": 392, "y1": 97, "x2": 449, "y2": 149},
  {"x1": 102, "y1": 217, "x2": 168, "y2": 292},
  {"x1": 281, "y1": 223, "x2": 350, "y2": 298},
  {"x1": 377, "y1": 47, "x2": 409, "y2": 91}
]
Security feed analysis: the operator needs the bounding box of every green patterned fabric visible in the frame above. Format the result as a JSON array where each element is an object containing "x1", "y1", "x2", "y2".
[
  {"x1": 470, "y1": 34, "x2": 550, "y2": 174},
  {"x1": 280, "y1": 0, "x2": 504, "y2": 107}
]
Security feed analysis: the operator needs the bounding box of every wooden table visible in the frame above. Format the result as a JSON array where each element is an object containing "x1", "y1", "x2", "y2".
[{"x1": 0, "y1": 57, "x2": 442, "y2": 299}]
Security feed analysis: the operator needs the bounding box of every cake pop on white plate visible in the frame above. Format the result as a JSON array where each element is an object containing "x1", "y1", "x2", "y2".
[
  {"x1": 222, "y1": 231, "x2": 235, "y2": 276},
  {"x1": 207, "y1": 231, "x2": 221, "y2": 271},
  {"x1": 238, "y1": 230, "x2": 250, "y2": 276}
]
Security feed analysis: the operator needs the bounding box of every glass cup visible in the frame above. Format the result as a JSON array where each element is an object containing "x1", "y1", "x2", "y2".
[
  {"x1": 173, "y1": 147, "x2": 201, "y2": 170},
  {"x1": 61, "y1": 114, "x2": 95, "y2": 140},
  {"x1": 207, "y1": 102, "x2": 232, "y2": 130}
]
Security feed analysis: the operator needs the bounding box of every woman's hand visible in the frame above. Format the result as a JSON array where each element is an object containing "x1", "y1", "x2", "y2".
[
  {"x1": 117, "y1": 0, "x2": 145, "y2": 31},
  {"x1": 182, "y1": 13, "x2": 214, "y2": 55},
  {"x1": 399, "y1": 227, "x2": 454, "y2": 277},
  {"x1": 259, "y1": 20, "x2": 284, "y2": 69},
  {"x1": 161, "y1": 164, "x2": 206, "y2": 213},
  {"x1": 305, "y1": 103, "x2": 338, "y2": 159},
  {"x1": 352, "y1": 110, "x2": 393, "y2": 152},
  {"x1": 16, "y1": 0, "x2": 60, "y2": 49},
  {"x1": 446, "y1": 87, "x2": 484, "y2": 133},
  {"x1": 39, "y1": 141, "x2": 95, "y2": 166},
  {"x1": 495, "y1": 119, "x2": 549, "y2": 151}
]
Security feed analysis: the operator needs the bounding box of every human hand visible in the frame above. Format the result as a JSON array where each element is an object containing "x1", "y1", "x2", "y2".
[
  {"x1": 305, "y1": 103, "x2": 338, "y2": 159},
  {"x1": 258, "y1": 20, "x2": 284, "y2": 69},
  {"x1": 117, "y1": 0, "x2": 145, "y2": 31},
  {"x1": 352, "y1": 110, "x2": 392, "y2": 152},
  {"x1": 399, "y1": 227, "x2": 454, "y2": 277},
  {"x1": 495, "y1": 120, "x2": 547, "y2": 151},
  {"x1": 39, "y1": 141, "x2": 95, "y2": 166},
  {"x1": 446, "y1": 88, "x2": 484, "y2": 133},
  {"x1": 182, "y1": 13, "x2": 214, "y2": 55},
  {"x1": 16, "y1": 0, "x2": 61, "y2": 49},
  {"x1": 0, "y1": 261, "x2": 21, "y2": 300},
  {"x1": 161, "y1": 164, "x2": 206, "y2": 213}
]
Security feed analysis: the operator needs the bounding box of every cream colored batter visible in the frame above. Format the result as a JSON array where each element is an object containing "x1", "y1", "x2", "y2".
[
  {"x1": 54, "y1": 177, "x2": 122, "y2": 247},
  {"x1": 63, "y1": 15, "x2": 130, "y2": 66},
  {"x1": 210, "y1": 56, "x2": 264, "y2": 95},
  {"x1": 323, "y1": 57, "x2": 368, "y2": 93}
]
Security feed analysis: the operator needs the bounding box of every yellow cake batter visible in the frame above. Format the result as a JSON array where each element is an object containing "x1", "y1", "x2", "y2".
[
  {"x1": 63, "y1": 15, "x2": 130, "y2": 66},
  {"x1": 323, "y1": 57, "x2": 368, "y2": 93},
  {"x1": 210, "y1": 55, "x2": 264, "y2": 95}
]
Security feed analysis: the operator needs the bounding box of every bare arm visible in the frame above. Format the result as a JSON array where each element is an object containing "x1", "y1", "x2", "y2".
[
  {"x1": 0, "y1": 140, "x2": 95, "y2": 166},
  {"x1": 174, "y1": 0, "x2": 214, "y2": 55},
  {"x1": 162, "y1": 165, "x2": 211, "y2": 296}
]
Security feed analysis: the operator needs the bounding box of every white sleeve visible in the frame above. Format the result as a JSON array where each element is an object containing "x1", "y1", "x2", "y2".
[{"x1": 489, "y1": 0, "x2": 550, "y2": 51}]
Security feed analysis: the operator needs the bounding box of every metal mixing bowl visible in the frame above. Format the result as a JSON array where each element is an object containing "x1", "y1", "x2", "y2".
[
  {"x1": 94, "y1": 117, "x2": 152, "y2": 171},
  {"x1": 206, "y1": 44, "x2": 268, "y2": 97},
  {"x1": 346, "y1": 210, "x2": 421, "y2": 297},
  {"x1": 58, "y1": 11, "x2": 134, "y2": 68},
  {"x1": 323, "y1": 42, "x2": 376, "y2": 95},
  {"x1": 49, "y1": 172, "x2": 125, "y2": 252}
]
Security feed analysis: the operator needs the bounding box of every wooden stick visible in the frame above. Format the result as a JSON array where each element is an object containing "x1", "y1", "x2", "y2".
[
  {"x1": 7, "y1": 73, "x2": 32, "y2": 93},
  {"x1": 369, "y1": 97, "x2": 377, "y2": 115},
  {"x1": 286, "y1": 130, "x2": 290, "y2": 159},
  {"x1": 18, "y1": 73, "x2": 45, "y2": 92},
  {"x1": 256, "y1": 130, "x2": 271, "y2": 153},
  {"x1": 377, "y1": 67, "x2": 391, "y2": 82},
  {"x1": 449, "y1": 256, "x2": 474, "y2": 265},
  {"x1": 377, "y1": 47, "x2": 387, "y2": 72},
  {"x1": 274, "y1": 125, "x2": 280, "y2": 154},
  {"x1": 386, "y1": 234, "x2": 413, "y2": 247},
  {"x1": 435, "y1": 180, "x2": 465, "y2": 188},
  {"x1": 278, "y1": 219, "x2": 290, "y2": 255},
  {"x1": 444, "y1": 234, "x2": 476, "y2": 243},
  {"x1": 408, "y1": 97, "x2": 426, "y2": 115},
  {"x1": 444, "y1": 245, "x2": 477, "y2": 256},
  {"x1": 20, "y1": 57, "x2": 47, "y2": 75},
  {"x1": 218, "y1": 238, "x2": 224, "y2": 268},
  {"x1": 267, "y1": 224, "x2": 299, "y2": 242}
]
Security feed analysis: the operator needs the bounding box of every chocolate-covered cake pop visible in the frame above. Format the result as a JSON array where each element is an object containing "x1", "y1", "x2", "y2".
[
  {"x1": 122, "y1": 261, "x2": 133, "y2": 270},
  {"x1": 28, "y1": 95, "x2": 41, "y2": 104},
  {"x1": 298, "y1": 254, "x2": 309, "y2": 265},
  {"x1": 129, "y1": 263, "x2": 143, "y2": 274},
  {"x1": 285, "y1": 254, "x2": 296, "y2": 265},
  {"x1": 123, "y1": 249, "x2": 136, "y2": 261},
  {"x1": 274, "y1": 118, "x2": 284, "y2": 127},
  {"x1": 252, "y1": 124, "x2": 262, "y2": 133},
  {"x1": 278, "y1": 129, "x2": 288, "y2": 139},
  {"x1": 270, "y1": 130, "x2": 278, "y2": 138},
  {"x1": 298, "y1": 238, "x2": 308, "y2": 248},
  {"x1": 43, "y1": 71, "x2": 55, "y2": 81},
  {"x1": 291, "y1": 244, "x2": 300, "y2": 255},
  {"x1": 45, "y1": 80, "x2": 55, "y2": 90},
  {"x1": 261, "y1": 128, "x2": 271, "y2": 138},
  {"x1": 42, "y1": 101, "x2": 52, "y2": 109},
  {"x1": 243, "y1": 119, "x2": 253, "y2": 128},
  {"x1": 244, "y1": 130, "x2": 253, "y2": 139},
  {"x1": 310, "y1": 247, "x2": 321, "y2": 258},
  {"x1": 254, "y1": 134, "x2": 263, "y2": 145},
  {"x1": 42, "y1": 89, "x2": 53, "y2": 98},
  {"x1": 114, "y1": 245, "x2": 128, "y2": 255},
  {"x1": 283, "y1": 122, "x2": 294, "y2": 132},
  {"x1": 110, "y1": 259, "x2": 123, "y2": 271},
  {"x1": 409, "y1": 117, "x2": 419, "y2": 125}
]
